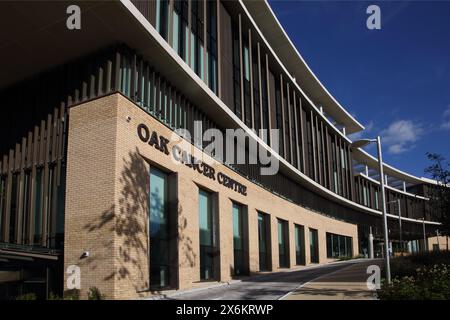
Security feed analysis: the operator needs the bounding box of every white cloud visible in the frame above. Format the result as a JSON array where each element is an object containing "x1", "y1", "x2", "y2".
[
  {"x1": 441, "y1": 121, "x2": 450, "y2": 130},
  {"x1": 444, "y1": 106, "x2": 450, "y2": 118},
  {"x1": 365, "y1": 121, "x2": 375, "y2": 132},
  {"x1": 380, "y1": 120, "x2": 423, "y2": 155},
  {"x1": 441, "y1": 106, "x2": 450, "y2": 130}
]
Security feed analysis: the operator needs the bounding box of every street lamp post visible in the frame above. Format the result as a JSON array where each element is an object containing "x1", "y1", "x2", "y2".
[{"x1": 351, "y1": 136, "x2": 391, "y2": 284}]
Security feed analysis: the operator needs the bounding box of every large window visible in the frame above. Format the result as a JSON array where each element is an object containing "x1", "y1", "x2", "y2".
[
  {"x1": 363, "y1": 184, "x2": 368, "y2": 206},
  {"x1": 174, "y1": 0, "x2": 189, "y2": 63},
  {"x1": 375, "y1": 189, "x2": 379, "y2": 210},
  {"x1": 294, "y1": 224, "x2": 305, "y2": 265},
  {"x1": 199, "y1": 188, "x2": 217, "y2": 280},
  {"x1": 258, "y1": 212, "x2": 271, "y2": 271},
  {"x1": 191, "y1": 0, "x2": 205, "y2": 80},
  {"x1": 156, "y1": 0, "x2": 169, "y2": 40},
  {"x1": 283, "y1": 85, "x2": 290, "y2": 162},
  {"x1": 309, "y1": 228, "x2": 319, "y2": 263},
  {"x1": 149, "y1": 167, "x2": 171, "y2": 289},
  {"x1": 207, "y1": 0, "x2": 218, "y2": 93},
  {"x1": 306, "y1": 113, "x2": 314, "y2": 177},
  {"x1": 275, "y1": 80, "x2": 284, "y2": 158},
  {"x1": 252, "y1": 45, "x2": 260, "y2": 133},
  {"x1": 277, "y1": 219, "x2": 289, "y2": 268},
  {"x1": 232, "y1": 202, "x2": 247, "y2": 275},
  {"x1": 260, "y1": 62, "x2": 270, "y2": 144},
  {"x1": 232, "y1": 22, "x2": 241, "y2": 118},
  {"x1": 243, "y1": 44, "x2": 252, "y2": 128},
  {"x1": 326, "y1": 233, "x2": 353, "y2": 259},
  {"x1": 290, "y1": 92, "x2": 297, "y2": 168}
]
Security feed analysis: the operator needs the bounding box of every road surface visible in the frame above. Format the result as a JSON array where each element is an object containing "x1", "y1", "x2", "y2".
[{"x1": 157, "y1": 259, "x2": 376, "y2": 300}]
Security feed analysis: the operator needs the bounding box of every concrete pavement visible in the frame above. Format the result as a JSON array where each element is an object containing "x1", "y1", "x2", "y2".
[
  {"x1": 148, "y1": 259, "x2": 380, "y2": 300},
  {"x1": 282, "y1": 259, "x2": 382, "y2": 300}
]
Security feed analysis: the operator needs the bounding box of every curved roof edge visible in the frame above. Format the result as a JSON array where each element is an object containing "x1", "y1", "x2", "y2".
[
  {"x1": 242, "y1": 0, "x2": 364, "y2": 134},
  {"x1": 120, "y1": 0, "x2": 438, "y2": 225},
  {"x1": 241, "y1": 1, "x2": 437, "y2": 190},
  {"x1": 353, "y1": 148, "x2": 428, "y2": 185}
]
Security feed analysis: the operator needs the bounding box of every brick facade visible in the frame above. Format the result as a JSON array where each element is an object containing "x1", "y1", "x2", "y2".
[{"x1": 64, "y1": 93, "x2": 358, "y2": 299}]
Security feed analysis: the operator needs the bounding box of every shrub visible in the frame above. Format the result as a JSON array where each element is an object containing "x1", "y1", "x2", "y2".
[
  {"x1": 378, "y1": 264, "x2": 450, "y2": 300},
  {"x1": 48, "y1": 292, "x2": 62, "y2": 300},
  {"x1": 390, "y1": 251, "x2": 450, "y2": 278},
  {"x1": 338, "y1": 254, "x2": 364, "y2": 261},
  {"x1": 87, "y1": 287, "x2": 105, "y2": 300},
  {"x1": 16, "y1": 293, "x2": 37, "y2": 300},
  {"x1": 338, "y1": 256, "x2": 353, "y2": 261},
  {"x1": 63, "y1": 289, "x2": 80, "y2": 300}
]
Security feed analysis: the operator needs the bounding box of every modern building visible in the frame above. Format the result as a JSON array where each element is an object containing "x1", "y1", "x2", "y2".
[{"x1": 0, "y1": 0, "x2": 444, "y2": 299}]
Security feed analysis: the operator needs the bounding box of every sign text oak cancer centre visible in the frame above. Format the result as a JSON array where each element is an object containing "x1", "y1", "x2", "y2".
[{"x1": 137, "y1": 123, "x2": 247, "y2": 196}]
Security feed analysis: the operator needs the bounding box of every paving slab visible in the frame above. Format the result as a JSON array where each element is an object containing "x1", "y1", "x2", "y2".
[{"x1": 282, "y1": 260, "x2": 382, "y2": 300}]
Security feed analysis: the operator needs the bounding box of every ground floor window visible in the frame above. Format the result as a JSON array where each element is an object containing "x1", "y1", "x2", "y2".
[
  {"x1": 232, "y1": 202, "x2": 248, "y2": 275},
  {"x1": 294, "y1": 224, "x2": 305, "y2": 265},
  {"x1": 408, "y1": 239, "x2": 420, "y2": 253},
  {"x1": 258, "y1": 212, "x2": 271, "y2": 271},
  {"x1": 199, "y1": 188, "x2": 218, "y2": 280},
  {"x1": 326, "y1": 232, "x2": 353, "y2": 258},
  {"x1": 278, "y1": 219, "x2": 289, "y2": 268},
  {"x1": 149, "y1": 167, "x2": 171, "y2": 289},
  {"x1": 309, "y1": 228, "x2": 319, "y2": 263}
]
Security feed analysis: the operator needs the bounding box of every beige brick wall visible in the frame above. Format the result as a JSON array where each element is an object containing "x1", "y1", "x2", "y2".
[
  {"x1": 427, "y1": 236, "x2": 449, "y2": 251},
  {"x1": 64, "y1": 93, "x2": 359, "y2": 299},
  {"x1": 64, "y1": 94, "x2": 120, "y2": 299}
]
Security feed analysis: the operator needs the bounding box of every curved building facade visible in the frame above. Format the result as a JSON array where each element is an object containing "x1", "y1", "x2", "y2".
[{"x1": 0, "y1": 0, "x2": 443, "y2": 299}]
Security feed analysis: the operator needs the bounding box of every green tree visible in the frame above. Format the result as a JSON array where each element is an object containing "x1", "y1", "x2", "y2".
[{"x1": 425, "y1": 153, "x2": 450, "y2": 237}]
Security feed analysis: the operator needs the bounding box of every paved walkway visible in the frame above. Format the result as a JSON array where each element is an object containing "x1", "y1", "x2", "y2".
[
  {"x1": 282, "y1": 259, "x2": 382, "y2": 300},
  {"x1": 148, "y1": 259, "x2": 380, "y2": 300}
]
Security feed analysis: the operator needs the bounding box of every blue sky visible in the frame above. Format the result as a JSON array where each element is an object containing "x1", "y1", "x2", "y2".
[{"x1": 268, "y1": 0, "x2": 450, "y2": 178}]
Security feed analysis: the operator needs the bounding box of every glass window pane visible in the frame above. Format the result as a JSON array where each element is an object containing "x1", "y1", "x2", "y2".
[
  {"x1": 233, "y1": 203, "x2": 242, "y2": 250},
  {"x1": 309, "y1": 229, "x2": 318, "y2": 263},
  {"x1": 339, "y1": 235, "x2": 346, "y2": 256},
  {"x1": 150, "y1": 168, "x2": 167, "y2": 236},
  {"x1": 258, "y1": 212, "x2": 269, "y2": 271},
  {"x1": 233, "y1": 202, "x2": 246, "y2": 275},
  {"x1": 199, "y1": 188, "x2": 215, "y2": 280},
  {"x1": 295, "y1": 225, "x2": 305, "y2": 265},
  {"x1": 326, "y1": 233, "x2": 332, "y2": 258},
  {"x1": 149, "y1": 167, "x2": 170, "y2": 289},
  {"x1": 244, "y1": 46, "x2": 250, "y2": 81},
  {"x1": 278, "y1": 219, "x2": 287, "y2": 267},
  {"x1": 199, "y1": 190, "x2": 212, "y2": 246},
  {"x1": 172, "y1": 12, "x2": 180, "y2": 53},
  {"x1": 185, "y1": 26, "x2": 190, "y2": 63},
  {"x1": 333, "y1": 234, "x2": 339, "y2": 257},
  {"x1": 199, "y1": 44, "x2": 205, "y2": 81},
  {"x1": 346, "y1": 237, "x2": 353, "y2": 257}
]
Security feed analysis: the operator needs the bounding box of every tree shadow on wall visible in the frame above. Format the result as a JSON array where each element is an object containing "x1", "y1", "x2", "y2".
[{"x1": 82, "y1": 147, "x2": 196, "y2": 296}]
